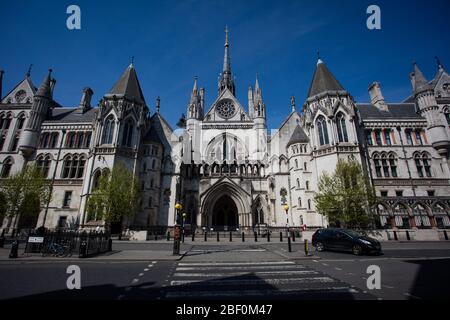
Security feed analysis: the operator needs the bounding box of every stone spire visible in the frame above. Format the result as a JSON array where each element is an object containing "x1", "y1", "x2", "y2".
[
  {"x1": 187, "y1": 76, "x2": 203, "y2": 120},
  {"x1": 108, "y1": 64, "x2": 146, "y2": 104},
  {"x1": 291, "y1": 96, "x2": 296, "y2": 112},
  {"x1": 412, "y1": 62, "x2": 432, "y2": 94},
  {"x1": 307, "y1": 58, "x2": 345, "y2": 98},
  {"x1": 218, "y1": 26, "x2": 235, "y2": 95},
  {"x1": 36, "y1": 69, "x2": 53, "y2": 99},
  {"x1": 156, "y1": 96, "x2": 161, "y2": 114}
]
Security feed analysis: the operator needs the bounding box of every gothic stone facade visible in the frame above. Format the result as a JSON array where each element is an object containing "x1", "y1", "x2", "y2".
[{"x1": 1, "y1": 32, "x2": 450, "y2": 232}]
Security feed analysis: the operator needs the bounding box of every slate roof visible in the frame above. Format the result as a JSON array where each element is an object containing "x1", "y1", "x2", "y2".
[
  {"x1": 287, "y1": 125, "x2": 309, "y2": 146},
  {"x1": 308, "y1": 61, "x2": 345, "y2": 97},
  {"x1": 44, "y1": 107, "x2": 97, "y2": 123},
  {"x1": 108, "y1": 64, "x2": 146, "y2": 104},
  {"x1": 357, "y1": 103, "x2": 424, "y2": 120},
  {"x1": 143, "y1": 126, "x2": 162, "y2": 144}
]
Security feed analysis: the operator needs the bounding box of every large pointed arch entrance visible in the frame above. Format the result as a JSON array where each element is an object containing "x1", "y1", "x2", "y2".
[
  {"x1": 212, "y1": 195, "x2": 238, "y2": 229},
  {"x1": 199, "y1": 178, "x2": 252, "y2": 230}
]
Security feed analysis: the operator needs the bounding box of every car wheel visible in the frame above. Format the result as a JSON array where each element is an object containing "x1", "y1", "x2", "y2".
[
  {"x1": 352, "y1": 244, "x2": 362, "y2": 256},
  {"x1": 315, "y1": 242, "x2": 325, "y2": 252}
]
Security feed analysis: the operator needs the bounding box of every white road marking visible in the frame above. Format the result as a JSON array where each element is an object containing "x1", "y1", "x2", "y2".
[
  {"x1": 334, "y1": 267, "x2": 343, "y2": 271},
  {"x1": 131, "y1": 278, "x2": 139, "y2": 284},
  {"x1": 178, "y1": 261, "x2": 295, "y2": 266},
  {"x1": 404, "y1": 293, "x2": 422, "y2": 299},
  {"x1": 322, "y1": 263, "x2": 329, "y2": 266},
  {"x1": 173, "y1": 270, "x2": 318, "y2": 277},
  {"x1": 165, "y1": 286, "x2": 353, "y2": 298},
  {"x1": 171, "y1": 277, "x2": 336, "y2": 286},
  {"x1": 176, "y1": 265, "x2": 305, "y2": 271},
  {"x1": 138, "y1": 273, "x2": 144, "y2": 277},
  {"x1": 144, "y1": 268, "x2": 149, "y2": 271}
]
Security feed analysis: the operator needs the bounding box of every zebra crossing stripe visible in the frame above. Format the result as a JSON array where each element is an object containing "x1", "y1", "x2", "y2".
[
  {"x1": 173, "y1": 270, "x2": 318, "y2": 277},
  {"x1": 170, "y1": 277, "x2": 336, "y2": 286},
  {"x1": 178, "y1": 261, "x2": 295, "y2": 266},
  {"x1": 165, "y1": 286, "x2": 354, "y2": 298},
  {"x1": 176, "y1": 265, "x2": 305, "y2": 271}
]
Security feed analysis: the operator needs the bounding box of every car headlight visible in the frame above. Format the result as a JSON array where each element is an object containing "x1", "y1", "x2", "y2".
[{"x1": 359, "y1": 239, "x2": 372, "y2": 245}]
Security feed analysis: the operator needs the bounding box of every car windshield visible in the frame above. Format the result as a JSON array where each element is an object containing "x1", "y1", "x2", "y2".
[{"x1": 342, "y1": 230, "x2": 362, "y2": 237}]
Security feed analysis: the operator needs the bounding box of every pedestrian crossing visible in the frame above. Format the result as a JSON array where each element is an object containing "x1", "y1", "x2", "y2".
[{"x1": 162, "y1": 261, "x2": 371, "y2": 299}]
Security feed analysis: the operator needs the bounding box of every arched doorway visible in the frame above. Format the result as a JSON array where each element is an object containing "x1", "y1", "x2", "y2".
[{"x1": 212, "y1": 195, "x2": 238, "y2": 230}]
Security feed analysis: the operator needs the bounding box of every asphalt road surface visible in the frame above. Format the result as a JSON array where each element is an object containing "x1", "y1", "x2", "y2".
[{"x1": 0, "y1": 241, "x2": 449, "y2": 300}]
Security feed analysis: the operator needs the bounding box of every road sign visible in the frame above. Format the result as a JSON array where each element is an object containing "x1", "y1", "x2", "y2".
[{"x1": 28, "y1": 237, "x2": 44, "y2": 243}]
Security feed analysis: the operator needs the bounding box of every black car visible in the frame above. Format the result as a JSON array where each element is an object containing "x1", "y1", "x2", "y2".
[{"x1": 312, "y1": 228, "x2": 382, "y2": 255}]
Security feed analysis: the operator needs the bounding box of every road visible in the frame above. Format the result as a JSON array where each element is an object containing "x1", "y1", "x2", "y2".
[{"x1": 0, "y1": 241, "x2": 449, "y2": 300}]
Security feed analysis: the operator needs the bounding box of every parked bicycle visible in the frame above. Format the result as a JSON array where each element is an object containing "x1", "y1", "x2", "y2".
[{"x1": 41, "y1": 240, "x2": 72, "y2": 257}]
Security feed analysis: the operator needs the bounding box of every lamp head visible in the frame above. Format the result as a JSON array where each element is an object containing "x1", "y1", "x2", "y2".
[
  {"x1": 175, "y1": 203, "x2": 182, "y2": 210},
  {"x1": 283, "y1": 204, "x2": 289, "y2": 212}
]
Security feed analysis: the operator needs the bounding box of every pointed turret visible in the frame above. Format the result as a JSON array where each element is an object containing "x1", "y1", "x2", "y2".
[
  {"x1": 218, "y1": 26, "x2": 235, "y2": 96},
  {"x1": 307, "y1": 58, "x2": 345, "y2": 98},
  {"x1": 412, "y1": 62, "x2": 432, "y2": 94},
  {"x1": 187, "y1": 77, "x2": 203, "y2": 121},
  {"x1": 287, "y1": 125, "x2": 309, "y2": 147},
  {"x1": 18, "y1": 69, "x2": 54, "y2": 157},
  {"x1": 107, "y1": 64, "x2": 146, "y2": 104},
  {"x1": 36, "y1": 69, "x2": 53, "y2": 99},
  {"x1": 411, "y1": 61, "x2": 450, "y2": 156}
]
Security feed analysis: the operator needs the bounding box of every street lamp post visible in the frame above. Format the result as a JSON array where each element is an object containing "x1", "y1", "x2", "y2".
[
  {"x1": 182, "y1": 213, "x2": 187, "y2": 243},
  {"x1": 284, "y1": 204, "x2": 292, "y2": 252},
  {"x1": 173, "y1": 203, "x2": 182, "y2": 255}
]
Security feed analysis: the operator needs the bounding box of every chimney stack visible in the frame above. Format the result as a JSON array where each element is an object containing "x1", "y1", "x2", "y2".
[
  {"x1": 77, "y1": 87, "x2": 93, "y2": 113},
  {"x1": 368, "y1": 82, "x2": 388, "y2": 112}
]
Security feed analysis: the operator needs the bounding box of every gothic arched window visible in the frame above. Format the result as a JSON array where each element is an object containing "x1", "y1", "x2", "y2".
[
  {"x1": 122, "y1": 119, "x2": 134, "y2": 147},
  {"x1": 373, "y1": 153, "x2": 382, "y2": 178},
  {"x1": 1, "y1": 157, "x2": 13, "y2": 177},
  {"x1": 102, "y1": 116, "x2": 116, "y2": 145},
  {"x1": 336, "y1": 113, "x2": 348, "y2": 143},
  {"x1": 16, "y1": 113, "x2": 26, "y2": 130},
  {"x1": 415, "y1": 152, "x2": 432, "y2": 178},
  {"x1": 36, "y1": 154, "x2": 51, "y2": 178},
  {"x1": 316, "y1": 116, "x2": 329, "y2": 146},
  {"x1": 389, "y1": 153, "x2": 398, "y2": 178},
  {"x1": 444, "y1": 106, "x2": 450, "y2": 125},
  {"x1": 62, "y1": 154, "x2": 86, "y2": 179}
]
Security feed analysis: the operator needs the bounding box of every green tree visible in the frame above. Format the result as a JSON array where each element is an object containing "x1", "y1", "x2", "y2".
[
  {"x1": 314, "y1": 160, "x2": 376, "y2": 229},
  {"x1": 86, "y1": 163, "x2": 139, "y2": 228},
  {"x1": 0, "y1": 165, "x2": 51, "y2": 228}
]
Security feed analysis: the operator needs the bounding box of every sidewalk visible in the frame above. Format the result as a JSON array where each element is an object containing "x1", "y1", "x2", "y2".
[{"x1": 0, "y1": 248, "x2": 186, "y2": 262}]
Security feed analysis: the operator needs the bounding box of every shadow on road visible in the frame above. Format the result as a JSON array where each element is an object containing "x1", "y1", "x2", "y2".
[
  {"x1": 5, "y1": 273, "x2": 358, "y2": 301},
  {"x1": 405, "y1": 258, "x2": 450, "y2": 300}
]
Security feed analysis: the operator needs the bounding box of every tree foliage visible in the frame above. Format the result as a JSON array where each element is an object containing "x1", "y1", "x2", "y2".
[
  {"x1": 314, "y1": 160, "x2": 376, "y2": 229},
  {"x1": 0, "y1": 165, "x2": 51, "y2": 224},
  {"x1": 86, "y1": 163, "x2": 139, "y2": 225}
]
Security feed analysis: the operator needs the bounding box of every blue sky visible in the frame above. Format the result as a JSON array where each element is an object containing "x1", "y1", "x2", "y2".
[{"x1": 1, "y1": 0, "x2": 449, "y2": 129}]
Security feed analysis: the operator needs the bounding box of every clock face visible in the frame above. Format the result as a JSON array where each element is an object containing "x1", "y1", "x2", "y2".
[
  {"x1": 216, "y1": 100, "x2": 236, "y2": 119},
  {"x1": 15, "y1": 90, "x2": 27, "y2": 103}
]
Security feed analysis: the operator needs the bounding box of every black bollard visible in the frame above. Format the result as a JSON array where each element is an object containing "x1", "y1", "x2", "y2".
[
  {"x1": 267, "y1": 231, "x2": 270, "y2": 242},
  {"x1": 406, "y1": 231, "x2": 410, "y2": 241},
  {"x1": 192, "y1": 232, "x2": 195, "y2": 242},
  {"x1": 230, "y1": 232, "x2": 232, "y2": 242},
  {"x1": 9, "y1": 240, "x2": 18, "y2": 258},
  {"x1": 254, "y1": 231, "x2": 258, "y2": 242},
  {"x1": 393, "y1": 231, "x2": 398, "y2": 241},
  {"x1": 217, "y1": 232, "x2": 220, "y2": 242},
  {"x1": 304, "y1": 239, "x2": 309, "y2": 256},
  {"x1": 167, "y1": 231, "x2": 170, "y2": 241},
  {"x1": 287, "y1": 232, "x2": 292, "y2": 253},
  {"x1": 444, "y1": 230, "x2": 449, "y2": 241},
  {"x1": 292, "y1": 231, "x2": 296, "y2": 242},
  {"x1": 79, "y1": 240, "x2": 87, "y2": 258},
  {"x1": 280, "y1": 232, "x2": 283, "y2": 242},
  {"x1": 108, "y1": 238, "x2": 112, "y2": 252},
  {"x1": 204, "y1": 231, "x2": 207, "y2": 242},
  {"x1": 0, "y1": 236, "x2": 4, "y2": 248},
  {"x1": 242, "y1": 232, "x2": 245, "y2": 242},
  {"x1": 155, "y1": 234, "x2": 158, "y2": 241}
]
